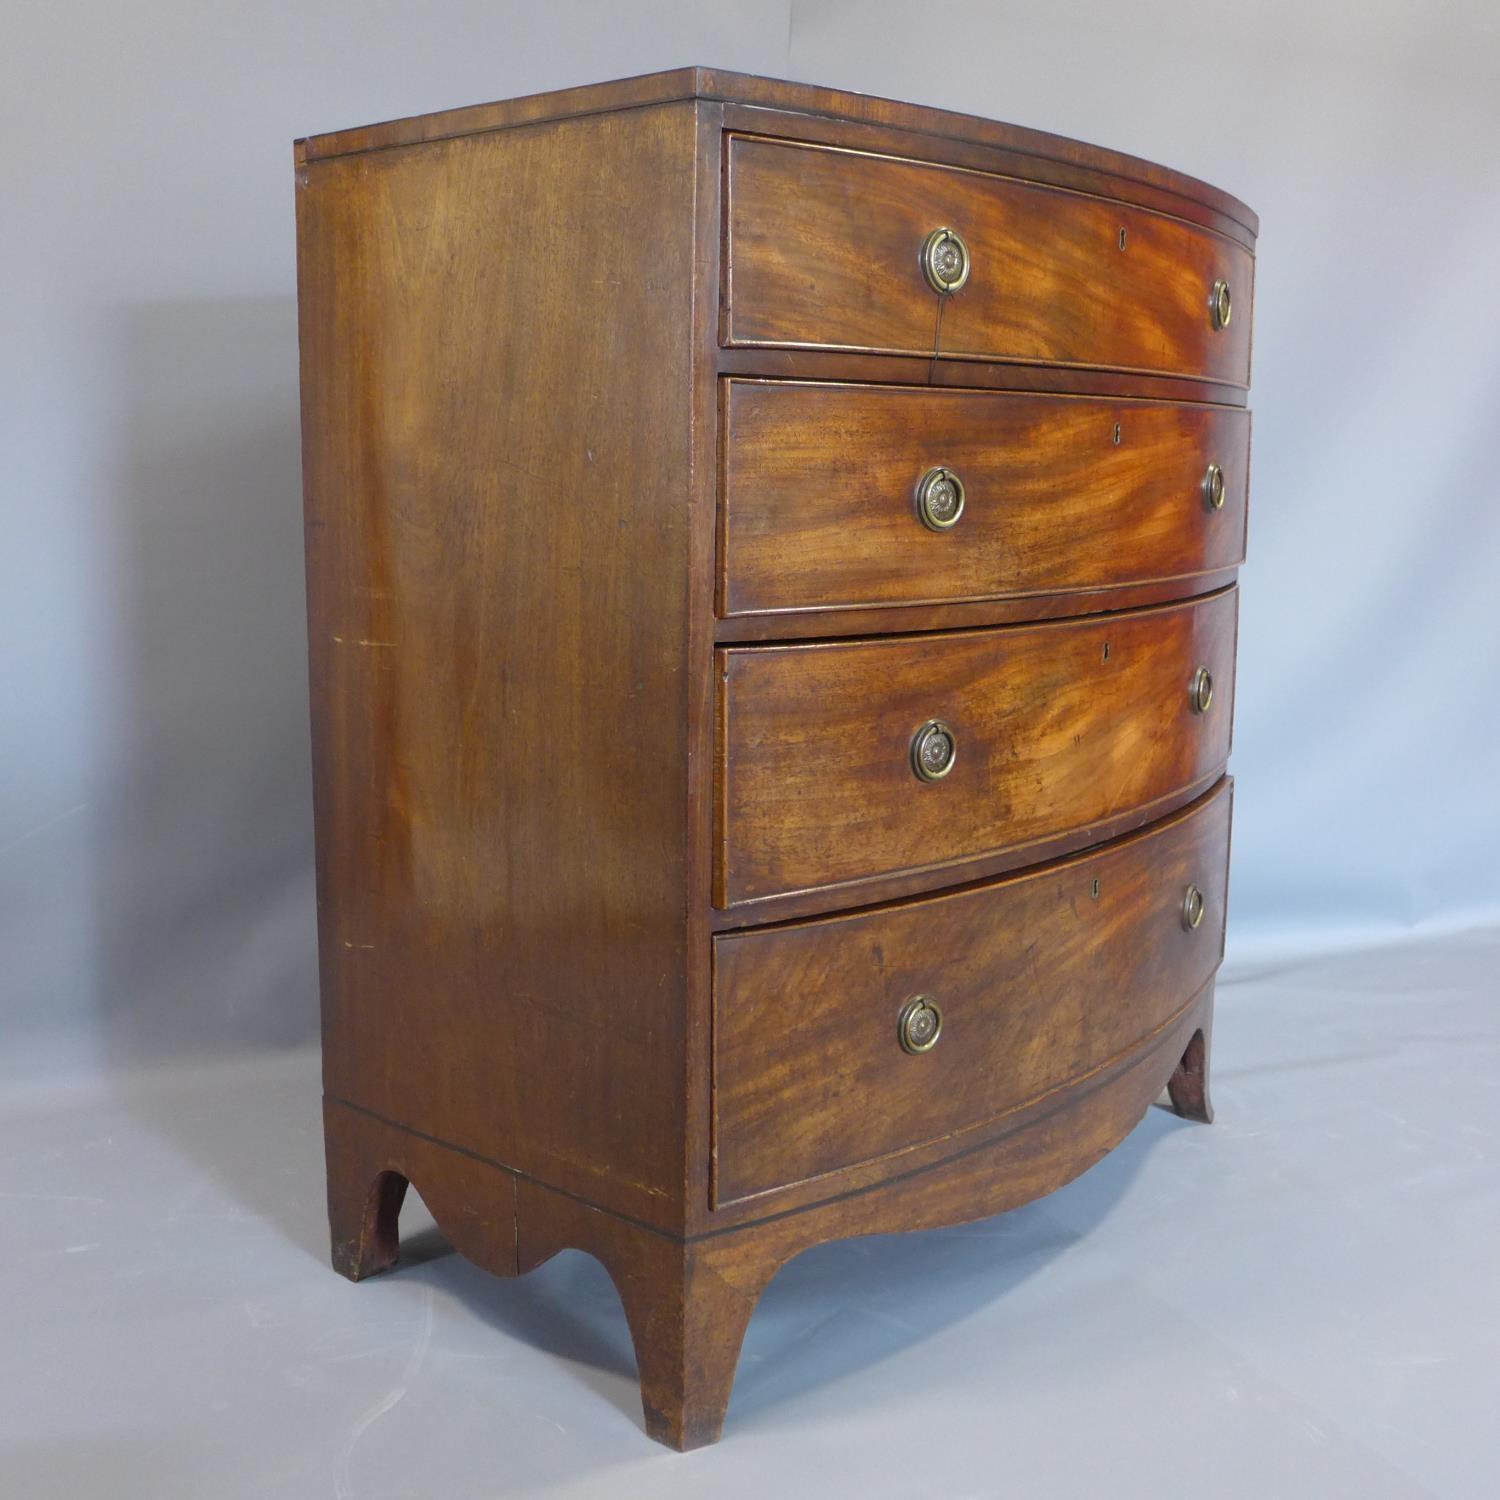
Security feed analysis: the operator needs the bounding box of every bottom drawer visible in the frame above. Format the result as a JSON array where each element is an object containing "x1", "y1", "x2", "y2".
[{"x1": 712, "y1": 779, "x2": 1231, "y2": 1206}]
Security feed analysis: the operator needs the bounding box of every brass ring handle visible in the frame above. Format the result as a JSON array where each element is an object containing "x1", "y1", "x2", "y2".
[
  {"x1": 916, "y1": 466, "x2": 966, "y2": 531},
  {"x1": 1211, "y1": 280, "x2": 1233, "y2": 330},
  {"x1": 898, "y1": 995, "x2": 943, "y2": 1054},
  {"x1": 1190, "y1": 667, "x2": 1215, "y2": 715},
  {"x1": 1203, "y1": 462, "x2": 1226, "y2": 511},
  {"x1": 910, "y1": 719, "x2": 957, "y2": 782},
  {"x1": 922, "y1": 227, "x2": 971, "y2": 295},
  {"x1": 1182, "y1": 884, "x2": 1207, "y2": 931}
]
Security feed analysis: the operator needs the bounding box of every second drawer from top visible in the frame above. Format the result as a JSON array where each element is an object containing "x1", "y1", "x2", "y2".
[{"x1": 720, "y1": 379, "x2": 1249, "y2": 618}]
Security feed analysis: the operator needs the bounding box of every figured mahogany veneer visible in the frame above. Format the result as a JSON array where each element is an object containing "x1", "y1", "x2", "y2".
[
  {"x1": 715, "y1": 783, "x2": 1230, "y2": 1204},
  {"x1": 718, "y1": 589, "x2": 1236, "y2": 911},
  {"x1": 725, "y1": 134, "x2": 1254, "y2": 385},
  {"x1": 295, "y1": 69, "x2": 1254, "y2": 1450},
  {"x1": 721, "y1": 380, "x2": 1249, "y2": 617}
]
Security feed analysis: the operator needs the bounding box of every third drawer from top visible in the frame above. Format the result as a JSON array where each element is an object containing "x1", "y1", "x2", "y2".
[{"x1": 716, "y1": 587, "x2": 1236, "y2": 911}]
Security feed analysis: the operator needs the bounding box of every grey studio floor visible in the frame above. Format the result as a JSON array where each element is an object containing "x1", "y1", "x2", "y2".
[{"x1": 5, "y1": 928, "x2": 1497, "y2": 1500}]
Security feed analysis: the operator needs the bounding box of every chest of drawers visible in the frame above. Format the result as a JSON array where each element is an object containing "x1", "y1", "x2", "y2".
[{"x1": 295, "y1": 68, "x2": 1254, "y2": 1450}]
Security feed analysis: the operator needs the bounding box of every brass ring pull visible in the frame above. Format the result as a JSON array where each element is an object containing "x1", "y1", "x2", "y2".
[
  {"x1": 1182, "y1": 884, "x2": 1207, "y2": 931},
  {"x1": 898, "y1": 995, "x2": 943, "y2": 1054},
  {"x1": 1203, "y1": 462, "x2": 1226, "y2": 511},
  {"x1": 1190, "y1": 666, "x2": 1215, "y2": 715},
  {"x1": 922, "y1": 227, "x2": 971, "y2": 295},
  {"x1": 916, "y1": 466, "x2": 966, "y2": 531},
  {"x1": 910, "y1": 719, "x2": 957, "y2": 782},
  {"x1": 1211, "y1": 280, "x2": 1233, "y2": 330}
]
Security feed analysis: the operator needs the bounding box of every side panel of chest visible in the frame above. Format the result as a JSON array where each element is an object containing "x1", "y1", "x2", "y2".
[{"x1": 297, "y1": 103, "x2": 704, "y2": 1226}]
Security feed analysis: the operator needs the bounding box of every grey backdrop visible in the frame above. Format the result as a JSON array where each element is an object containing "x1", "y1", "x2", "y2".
[{"x1": 5, "y1": 0, "x2": 1498, "y2": 1086}]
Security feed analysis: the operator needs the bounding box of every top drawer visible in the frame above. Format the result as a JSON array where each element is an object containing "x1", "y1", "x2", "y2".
[{"x1": 724, "y1": 135, "x2": 1254, "y2": 386}]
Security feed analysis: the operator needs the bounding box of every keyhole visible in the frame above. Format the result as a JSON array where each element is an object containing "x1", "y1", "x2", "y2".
[
  {"x1": 1091, "y1": 878, "x2": 1101, "y2": 900},
  {"x1": 1102, "y1": 641, "x2": 1111, "y2": 662},
  {"x1": 1113, "y1": 422, "x2": 1122, "y2": 446},
  {"x1": 1118, "y1": 227, "x2": 1128, "y2": 250}
]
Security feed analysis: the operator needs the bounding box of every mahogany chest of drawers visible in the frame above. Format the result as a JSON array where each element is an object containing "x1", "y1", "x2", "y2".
[{"x1": 295, "y1": 68, "x2": 1254, "y2": 1449}]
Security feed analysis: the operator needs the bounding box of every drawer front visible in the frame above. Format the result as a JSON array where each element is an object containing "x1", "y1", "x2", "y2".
[
  {"x1": 721, "y1": 380, "x2": 1250, "y2": 616},
  {"x1": 717, "y1": 589, "x2": 1235, "y2": 909},
  {"x1": 724, "y1": 135, "x2": 1253, "y2": 385},
  {"x1": 714, "y1": 782, "x2": 1232, "y2": 1205}
]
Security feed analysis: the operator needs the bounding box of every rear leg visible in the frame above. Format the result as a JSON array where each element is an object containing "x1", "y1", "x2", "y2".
[{"x1": 1166, "y1": 1025, "x2": 1214, "y2": 1124}]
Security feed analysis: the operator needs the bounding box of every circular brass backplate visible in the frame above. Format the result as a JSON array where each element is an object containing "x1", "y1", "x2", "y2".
[
  {"x1": 898, "y1": 995, "x2": 943, "y2": 1054},
  {"x1": 916, "y1": 466, "x2": 966, "y2": 531},
  {"x1": 1211, "y1": 279, "x2": 1233, "y2": 330},
  {"x1": 1190, "y1": 666, "x2": 1215, "y2": 715},
  {"x1": 1182, "y1": 884, "x2": 1207, "y2": 931},
  {"x1": 922, "y1": 227, "x2": 971, "y2": 295},
  {"x1": 1203, "y1": 462, "x2": 1226, "y2": 511},
  {"x1": 910, "y1": 719, "x2": 957, "y2": 782}
]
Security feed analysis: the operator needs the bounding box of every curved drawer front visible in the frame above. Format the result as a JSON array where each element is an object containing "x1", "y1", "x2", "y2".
[
  {"x1": 721, "y1": 380, "x2": 1250, "y2": 616},
  {"x1": 724, "y1": 135, "x2": 1253, "y2": 384},
  {"x1": 713, "y1": 782, "x2": 1232, "y2": 1206},
  {"x1": 717, "y1": 588, "x2": 1235, "y2": 909}
]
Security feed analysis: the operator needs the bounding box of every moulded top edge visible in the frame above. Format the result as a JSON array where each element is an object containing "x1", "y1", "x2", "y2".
[{"x1": 292, "y1": 67, "x2": 1258, "y2": 238}]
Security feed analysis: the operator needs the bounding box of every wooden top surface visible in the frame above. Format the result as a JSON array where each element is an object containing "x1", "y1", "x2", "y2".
[{"x1": 294, "y1": 67, "x2": 1258, "y2": 236}]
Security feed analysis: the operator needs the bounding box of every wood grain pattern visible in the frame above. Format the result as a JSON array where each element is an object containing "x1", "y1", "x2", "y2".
[
  {"x1": 725, "y1": 135, "x2": 940, "y2": 357},
  {"x1": 935, "y1": 162, "x2": 1254, "y2": 383},
  {"x1": 724, "y1": 136, "x2": 1253, "y2": 385},
  {"x1": 297, "y1": 102, "x2": 704, "y2": 1230},
  {"x1": 721, "y1": 380, "x2": 1250, "y2": 616},
  {"x1": 714, "y1": 781, "x2": 1229, "y2": 1203},
  {"x1": 718, "y1": 589, "x2": 1237, "y2": 909}
]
